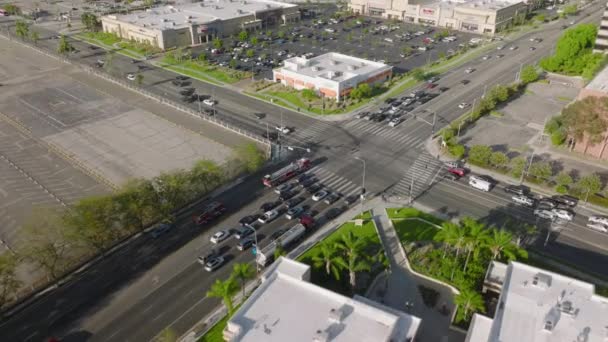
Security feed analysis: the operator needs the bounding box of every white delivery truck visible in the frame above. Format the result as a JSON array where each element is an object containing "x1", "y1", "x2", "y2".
[
  {"x1": 469, "y1": 175, "x2": 491, "y2": 192},
  {"x1": 256, "y1": 223, "x2": 306, "y2": 267}
]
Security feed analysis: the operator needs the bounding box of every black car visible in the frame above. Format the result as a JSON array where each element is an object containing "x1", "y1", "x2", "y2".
[
  {"x1": 239, "y1": 214, "x2": 260, "y2": 226},
  {"x1": 301, "y1": 177, "x2": 318, "y2": 188},
  {"x1": 236, "y1": 237, "x2": 255, "y2": 251},
  {"x1": 504, "y1": 185, "x2": 528, "y2": 196},
  {"x1": 260, "y1": 200, "x2": 281, "y2": 212},
  {"x1": 279, "y1": 191, "x2": 296, "y2": 202},
  {"x1": 460, "y1": 79, "x2": 470, "y2": 85},
  {"x1": 344, "y1": 195, "x2": 358, "y2": 206},
  {"x1": 552, "y1": 195, "x2": 578, "y2": 207},
  {"x1": 176, "y1": 75, "x2": 189, "y2": 80},
  {"x1": 385, "y1": 97, "x2": 396, "y2": 104},
  {"x1": 253, "y1": 113, "x2": 266, "y2": 120},
  {"x1": 179, "y1": 88, "x2": 195, "y2": 96},
  {"x1": 306, "y1": 183, "x2": 322, "y2": 194},
  {"x1": 439, "y1": 87, "x2": 450, "y2": 92},
  {"x1": 324, "y1": 207, "x2": 344, "y2": 220},
  {"x1": 538, "y1": 198, "x2": 558, "y2": 209},
  {"x1": 324, "y1": 193, "x2": 340, "y2": 205},
  {"x1": 285, "y1": 196, "x2": 305, "y2": 209},
  {"x1": 296, "y1": 173, "x2": 310, "y2": 183}
]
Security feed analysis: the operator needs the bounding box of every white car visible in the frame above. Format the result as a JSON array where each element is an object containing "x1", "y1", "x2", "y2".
[
  {"x1": 534, "y1": 209, "x2": 555, "y2": 220},
  {"x1": 552, "y1": 209, "x2": 574, "y2": 221},
  {"x1": 126, "y1": 73, "x2": 136, "y2": 81},
  {"x1": 586, "y1": 222, "x2": 608, "y2": 233},
  {"x1": 203, "y1": 99, "x2": 215, "y2": 106},
  {"x1": 465, "y1": 67, "x2": 475, "y2": 74},
  {"x1": 210, "y1": 230, "x2": 229, "y2": 244},
  {"x1": 388, "y1": 118, "x2": 402, "y2": 127},
  {"x1": 497, "y1": 46, "x2": 504, "y2": 50},
  {"x1": 204, "y1": 256, "x2": 225, "y2": 272},
  {"x1": 458, "y1": 102, "x2": 470, "y2": 109},
  {"x1": 512, "y1": 195, "x2": 534, "y2": 207},
  {"x1": 312, "y1": 190, "x2": 328, "y2": 201},
  {"x1": 258, "y1": 210, "x2": 279, "y2": 224},
  {"x1": 509, "y1": 46, "x2": 518, "y2": 50},
  {"x1": 275, "y1": 126, "x2": 291, "y2": 134},
  {"x1": 589, "y1": 215, "x2": 608, "y2": 226},
  {"x1": 482, "y1": 55, "x2": 491, "y2": 60}
]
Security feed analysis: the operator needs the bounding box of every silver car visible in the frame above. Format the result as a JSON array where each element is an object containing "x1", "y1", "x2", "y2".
[{"x1": 204, "y1": 256, "x2": 225, "y2": 272}]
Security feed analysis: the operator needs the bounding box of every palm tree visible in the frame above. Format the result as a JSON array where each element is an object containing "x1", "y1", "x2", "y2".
[
  {"x1": 311, "y1": 241, "x2": 341, "y2": 280},
  {"x1": 460, "y1": 217, "x2": 490, "y2": 272},
  {"x1": 232, "y1": 263, "x2": 255, "y2": 299},
  {"x1": 487, "y1": 229, "x2": 527, "y2": 261},
  {"x1": 455, "y1": 289, "x2": 485, "y2": 321},
  {"x1": 334, "y1": 232, "x2": 371, "y2": 290},
  {"x1": 206, "y1": 278, "x2": 239, "y2": 316},
  {"x1": 434, "y1": 222, "x2": 459, "y2": 258}
]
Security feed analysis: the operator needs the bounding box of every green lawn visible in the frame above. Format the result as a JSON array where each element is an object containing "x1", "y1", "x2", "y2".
[
  {"x1": 160, "y1": 56, "x2": 248, "y2": 84},
  {"x1": 297, "y1": 220, "x2": 382, "y2": 296},
  {"x1": 393, "y1": 219, "x2": 440, "y2": 243},
  {"x1": 263, "y1": 90, "x2": 371, "y2": 115},
  {"x1": 78, "y1": 32, "x2": 121, "y2": 46},
  {"x1": 384, "y1": 78, "x2": 419, "y2": 99},
  {"x1": 198, "y1": 304, "x2": 242, "y2": 342},
  {"x1": 353, "y1": 210, "x2": 372, "y2": 220},
  {"x1": 386, "y1": 207, "x2": 443, "y2": 224}
]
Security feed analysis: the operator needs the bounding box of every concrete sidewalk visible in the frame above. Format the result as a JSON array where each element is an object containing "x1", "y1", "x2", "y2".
[{"x1": 368, "y1": 207, "x2": 465, "y2": 342}]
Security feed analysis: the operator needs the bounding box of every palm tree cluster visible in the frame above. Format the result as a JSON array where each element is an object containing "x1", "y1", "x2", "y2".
[
  {"x1": 310, "y1": 231, "x2": 386, "y2": 294},
  {"x1": 206, "y1": 263, "x2": 256, "y2": 317}
]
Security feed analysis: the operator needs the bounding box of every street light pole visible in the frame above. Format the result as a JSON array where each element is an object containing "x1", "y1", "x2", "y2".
[
  {"x1": 519, "y1": 150, "x2": 535, "y2": 184},
  {"x1": 245, "y1": 224, "x2": 259, "y2": 277}
]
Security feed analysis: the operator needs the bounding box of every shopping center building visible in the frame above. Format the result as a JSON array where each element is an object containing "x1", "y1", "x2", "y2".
[
  {"x1": 100, "y1": 0, "x2": 299, "y2": 50},
  {"x1": 348, "y1": 0, "x2": 535, "y2": 35},
  {"x1": 273, "y1": 52, "x2": 393, "y2": 102}
]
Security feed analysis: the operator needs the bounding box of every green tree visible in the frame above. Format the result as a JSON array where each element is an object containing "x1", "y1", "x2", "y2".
[
  {"x1": 311, "y1": 242, "x2": 341, "y2": 280},
  {"x1": 63, "y1": 195, "x2": 122, "y2": 253},
  {"x1": 198, "y1": 52, "x2": 207, "y2": 62},
  {"x1": 540, "y1": 24, "x2": 603, "y2": 77},
  {"x1": 449, "y1": 144, "x2": 466, "y2": 159},
  {"x1": 520, "y1": 65, "x2": 539, "y2": 84},
  {"x1": 411, "y1": 68, "x2": 427, "y2": 81},
  {"x1": 401, "y1": 46, "x2": 413, "y2": 56},
  {"x1": 334, "y1": 231, "x2": 371, "y2": 290},
  {"x1": 190, "y1": 159, "x2": 224, "y2": 194},
  {"x1": 576, "y1": 173, "x2": 602, "y2": 196},
  {"x1": 206, "y1": 278, "x2": 239, "y2": 316},
  {"x1": 229, "y1": 59, "x2": 237, "y2": 69},
  {"x1": 437, "y1": 51, "x2": 446, "y2": 60},
  {"x1": 460, "y1": 217, "x2": 490, "y2": 272},
  {"x1": 246, "y1": 49, "x2": 255, "y2": 58},
  {"x1": 114, "y1": 178, "x2": 160, "y2": 232},
  {"x1": 2, "y1": 4, "x2": 20, "y2": 15},
  {"x1": 489, "y1": 151, "x2": 509, "y2": 169},
  {"x1": 551, "y1": 129, "x2": 567, "y2": 146},
  {"x1": 350, "y1": 83, "x2": 372, "y2": 100},
  {"x1": 0, "y1": 253, "x2": 21, "y2": 310},
  {"x1": 561, "y1": 96, "x2": 608, "y2": 145},
  {"x1": 212, "y1": 37, "x2": 223, "y2": 50},
  {"x1": 144, "y1": 0, "x2": 155, "y2": 7},
  {"x1": 15, "y1": 20, "x2": 30, "y2": 40},
  {"x1": 30, "y1": 30, "x2": 40, "y2": 45},
  {"x1": 250, "y1": 36, "x2": 259, "y2": 45},
  {"x1": 277, "y1": 30, "x2": 286, "y2": 39},
  {"x1": 57, "y1": 35, "x2": 73, "y2": 54},
  {"x1": 528, "y1": 161, "x2": 552, "y2": 181},
  {"x1": 487, "y1": 229, "x2": 526, "y2": 261},
  {"x1": 152, "y1": 171, "x2": 193, "y2": 217},
  {"x1": 18, "y1": 208, "x2": 74, "y2": 280},
  {"x1": 555, "y1": 171, "x2": 573, "y2": 187},
  {"x1": 563, "y1": 4, "x2": 578, "y2": 16},
  {"x1": 468, "y1": 145, "x2": 493, "y2": 166},
  {"x1": 455, "y1": 289, "x2": 485, "y2": 321},
  {"x1": 533, "y1": 13, "x2": 546, "y2": 22},
  {"x1": 510, "y1": 156, "x2": 526, "y2": 178},
  {"x1": 488, "y1": 85, "x2": 509, "y2": 102},
  {"x1": 238, "y1": 30, "x2": 249, "y2": 42},
  {"x1": 80, "y1": 12, "x2": 99, "y2": 31},
  {"x1": 231, "y1": 263, "x2": 255, "y2": 299},
  {"x1": 235, "y1": 143, "x2": 265, "y2": 173},
  {"x1": 434, "y1": 222, "x2": 460, "y2": 258}
]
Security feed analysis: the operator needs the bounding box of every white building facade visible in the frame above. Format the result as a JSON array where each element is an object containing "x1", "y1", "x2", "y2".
[
  {"x1": 273, "y1": 52, "x2": 393, "y2": 102},
  {"x1": 467, "y1": 261, "x2": 608, "y2": 342},
  {"x1": 224, "y1": 257, "x2": 421, "y2": 342}
]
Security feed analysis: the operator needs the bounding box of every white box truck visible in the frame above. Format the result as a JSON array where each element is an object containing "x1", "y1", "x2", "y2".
[
  {"x1": 256, "y1": 223, "x2": 306, "y2": 267},
  {"x1": 469, "y1": 175, "x2": 491, "y2": 192}
]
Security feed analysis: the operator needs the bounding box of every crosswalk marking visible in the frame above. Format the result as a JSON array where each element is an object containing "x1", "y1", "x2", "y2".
[
  {"x1": 392, "y1": 151, "x2": 446, "y2": 200},
  {"x1": 343, "y1": 118, "x2": 429, "y2": 150},
  {"x1": 304, "y1": 165, "x2": 361, "y2": 198}
]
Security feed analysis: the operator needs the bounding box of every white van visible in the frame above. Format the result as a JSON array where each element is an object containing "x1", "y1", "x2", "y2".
[
  {"x1": 469, "y1": 175, "x2": 491, "y2": 192},
  {"x1": 384, "y1": 37, "x2": 394, "y2": 43}
]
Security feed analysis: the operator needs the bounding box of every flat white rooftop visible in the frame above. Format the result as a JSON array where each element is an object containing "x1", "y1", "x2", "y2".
[
  {"x1": 105, "y1": 0, "x2": 296, "y2": 30},
  {"x1": 586, "y1": 65, "x2": 608, "y2": 92},
  {"x1": 280, "y1": 52, "x2": 391, "y2": 83},
  {"x1": 225, "y1": 257, "x2": 420, "y2": 342},
  {"x1": 469, "y1": 261, "x2": 608, "y2": 342}
]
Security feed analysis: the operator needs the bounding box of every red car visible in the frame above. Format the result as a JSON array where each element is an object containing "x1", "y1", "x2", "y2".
[{"x1": 447, "y1": 167, "x2": 466, "y2": 177}]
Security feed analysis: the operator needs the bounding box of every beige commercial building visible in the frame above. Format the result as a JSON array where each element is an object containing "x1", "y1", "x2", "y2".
[
  {"x1": 101, "y1": 0, "x2": 300, "y2": 50},
  {"x1": 349, "y1": 0, "x2": 529, "y2": 35}
]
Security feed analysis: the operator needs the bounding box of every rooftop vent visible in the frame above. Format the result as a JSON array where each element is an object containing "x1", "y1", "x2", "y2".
[
  {"x1": 161, "y1": 18, "x2": 168, "y2": 22},
  {"x1": 313, "y1": 329, "x2": 329, "y2": 342},
  {"x1": 544, "y1": 307, "x2": 560, "y2": 332},
  {"x1": 185, "y1": 15, "x2": 192, "y2": 19},
  {"x1": 311, "y1": 66, "x2": 320, "y2": 72},
  {"x1": 558, "y1": 300, "x2": 578, "y2": 316},
  {"x1": 533, "y1": 273, "x2": 552, "y2": 289},
  {"x1": 329, "y1": 60, "x2": 338, "y2": 66},
  {"x1": 347, "y1": 65, "x2": 357, "y2": 71}
]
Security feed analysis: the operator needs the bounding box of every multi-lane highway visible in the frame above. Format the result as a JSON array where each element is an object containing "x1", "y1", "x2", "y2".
[{"x1": 1, "y1": 2, "x2": 607, "y2": 341}]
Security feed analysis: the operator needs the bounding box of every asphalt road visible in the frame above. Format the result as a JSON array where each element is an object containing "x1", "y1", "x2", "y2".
[{"x1": 1, "y1": 3, "x2": 607, "y2": 341}]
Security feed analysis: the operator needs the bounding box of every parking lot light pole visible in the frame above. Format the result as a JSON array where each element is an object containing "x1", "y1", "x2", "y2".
[
  {"x1": 519, "y1": 150, "x2": 535, "y2": 184},
  {"x1": 245, "y1": 224, "x2": 259, "y2": 277}
]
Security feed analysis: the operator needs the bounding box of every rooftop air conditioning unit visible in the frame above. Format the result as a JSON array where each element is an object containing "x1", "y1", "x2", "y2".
[
  {"x1": 313, "y1": 330, "x2": 329, "y2": 342},
  {"x1": 329, "y1": 60, "x2": 337, "y2": 66},
  {"x1": 311, "y1": 66, "x2": 320, "y2": 71},
  {"x1": 347, "y1": 65, "x2": 357, "y2": 71},
  {"x1": 328, "y1": 308, "x2": 344, "y2": 323}
]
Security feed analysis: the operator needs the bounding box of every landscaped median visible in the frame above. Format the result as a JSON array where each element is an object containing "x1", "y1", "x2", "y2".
[
  {"x1": 158, "y1": 54, "x2": 252, "y2": 86},
  {"x1": 73, "y1": 31, "x2": 159, "y2": 59}
]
